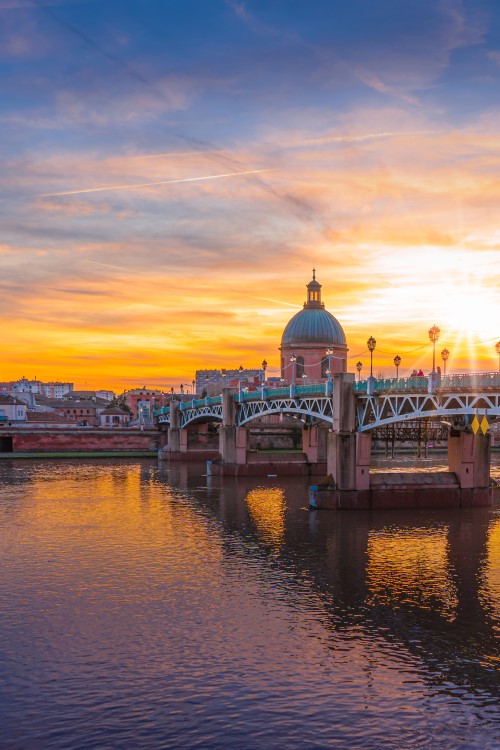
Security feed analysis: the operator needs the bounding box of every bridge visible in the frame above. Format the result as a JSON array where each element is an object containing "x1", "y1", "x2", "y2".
[{"x1": 155, "y1": 372, "x2": 500, "y2": 507}]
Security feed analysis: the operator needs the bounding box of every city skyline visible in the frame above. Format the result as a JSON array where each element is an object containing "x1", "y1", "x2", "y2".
[{"x1": 2, "y1": 0, "x2": 500, "y2": 389}]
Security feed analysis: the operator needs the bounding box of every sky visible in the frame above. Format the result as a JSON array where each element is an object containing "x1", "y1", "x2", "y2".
[{"x1": 1, "y1": 0, "x2": 500, "y2": 390}]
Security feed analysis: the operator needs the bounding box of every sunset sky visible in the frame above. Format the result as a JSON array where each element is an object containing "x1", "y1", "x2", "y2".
[{"x1": 2, "y1": 0, "x2": 500, "y2": 390}]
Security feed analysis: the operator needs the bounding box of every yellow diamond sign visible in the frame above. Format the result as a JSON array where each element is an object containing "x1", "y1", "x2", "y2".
[
  {"x1": 471, "y1": 416, "x2": 480, "y2": 434},
  {"x1": 480, "y1": 416, "x2": 489, "y2": 435}
]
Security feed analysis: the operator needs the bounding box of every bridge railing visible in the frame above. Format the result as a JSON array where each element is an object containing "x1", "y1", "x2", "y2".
[{"x1": 354, "y1": 371, "x2": 500, "y2": 394}]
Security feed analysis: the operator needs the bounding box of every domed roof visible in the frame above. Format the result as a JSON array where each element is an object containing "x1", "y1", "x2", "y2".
[
  {"x1": 282, "y1": 307, "x2": 346, "y2": 346},
  {"x1": 281, "y1": 270, "x2": 347, "y2": 347}
]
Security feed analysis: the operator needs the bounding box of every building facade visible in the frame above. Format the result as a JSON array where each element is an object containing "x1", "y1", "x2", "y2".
[{"x1": 280, "y1": 271, "x2": 348, "y2": 382}]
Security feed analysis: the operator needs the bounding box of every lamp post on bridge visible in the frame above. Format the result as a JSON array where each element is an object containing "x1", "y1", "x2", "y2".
[
  {"x1": 261, "y1": 359, "x2": 267, "y2": 385},
  {"x1": 496, "y1": 341, "x2": 500, "y2": 373},
  {"x1": 441, "y1": 348, "x2": 449, "y2": 377},
  {"x1": 192, "y1": 379, "x2": 196, "y2": 396},
  {"x1": 428, "y1": 324, "x2": 441, "y2": 394},
  {"x1": 367, "y1": 337, "x2": 376, "y2": 395},
  {"x1": 428, "y1": 325, "x2": 440, "y2": 372},
  {"x1": 238, "y1": 365, "x2": 244, "y2": 398},
  {"x1": 356, "y1": 361, "x2": 363, "y2": 382},
  {"x1": 394, "y1": 355, "x2": 401, "y2": 379},
  {"x1": 290, "y1": 353, "x2": 296, "y2": 384}
]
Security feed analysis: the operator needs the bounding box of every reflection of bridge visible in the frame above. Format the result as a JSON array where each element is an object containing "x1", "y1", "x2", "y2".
[
  {"x1": 162, "y1": 462, "x2": 500, "y2": 702},
  {"x1": 156, "y1": 372, "x2": 500, "y2": 507}
]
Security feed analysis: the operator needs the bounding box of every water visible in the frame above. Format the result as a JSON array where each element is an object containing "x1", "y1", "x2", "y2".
[{"x1": 0, "y1": 457, "x2": 499, "y2": 749}]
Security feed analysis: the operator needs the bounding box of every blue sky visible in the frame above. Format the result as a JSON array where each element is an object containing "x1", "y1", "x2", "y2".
[{"x1": 1, "y1": 0, "x2": 500, "y2": 387}]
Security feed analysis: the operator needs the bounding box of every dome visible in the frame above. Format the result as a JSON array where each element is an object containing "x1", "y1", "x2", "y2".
[{"x1": 281, "y1": 307, "x2": 346, "y2": 346}]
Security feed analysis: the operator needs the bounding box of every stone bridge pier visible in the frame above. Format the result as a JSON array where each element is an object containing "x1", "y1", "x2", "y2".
[
  {"x1": 326, "y1": 373, "x2": 371, "y2": 498},
  {"x1": 219, "y1": 389, "x2": 248, "y2": 465}
]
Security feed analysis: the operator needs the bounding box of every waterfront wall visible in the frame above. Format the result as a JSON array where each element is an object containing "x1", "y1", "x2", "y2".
[{"x1": 1, "y1": 428, "x2": 159, "y2": 453}]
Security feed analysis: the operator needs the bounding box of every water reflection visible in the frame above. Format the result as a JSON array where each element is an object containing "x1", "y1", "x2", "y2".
[
  {"x1": 366, "y1": 527, "x2": 459, "y2": 620},
  {"x1": 0, "y1": 458, "x2": 499, "y2": 750},
  {"x1": 246, "y1": 487, "x2": 286, "y2": 547}
]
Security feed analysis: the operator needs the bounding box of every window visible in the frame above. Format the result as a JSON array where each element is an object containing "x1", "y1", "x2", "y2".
[
  {"x1": 296, "y1": 356, "x2": 305, "y2": 378},
  {"x1": 321, "y1": 358, "x2": 329, "y2": 378}
]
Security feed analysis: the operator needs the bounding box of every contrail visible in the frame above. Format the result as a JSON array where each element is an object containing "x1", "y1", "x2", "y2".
[
  {"x1": 84, "y1": 260, "x2": 127, "y2": 271},
  {"x1": 38, "y1": 169, "x2": 275, "y2": 198},
  {"x1": 286, "y1": 130, "x2": 440, "y2": 148}
]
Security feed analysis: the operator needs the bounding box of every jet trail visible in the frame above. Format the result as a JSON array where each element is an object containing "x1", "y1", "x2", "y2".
[{"x1": 38, "y1": 169, "x2": 275, "y2": 198}]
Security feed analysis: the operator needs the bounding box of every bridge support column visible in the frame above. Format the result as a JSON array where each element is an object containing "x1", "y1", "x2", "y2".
[
  {"x1": 218, "y1": 388, "x2": 248, "y2": 465},
  {"x1": 167, "y1": 401, "x2": 181, "y2": 452},
  {"x1": 179, "y1": 428, "x2": 188, "y2": 453},
  {"x1": 302, "y1": 425, "x2": 328, "y2": 464},
  {"x1": 325, "y1": 373, "x2": 372, "y2": 499},
  {"x1": 448, "y1": 431, "x2": 492, "y2": 504}
]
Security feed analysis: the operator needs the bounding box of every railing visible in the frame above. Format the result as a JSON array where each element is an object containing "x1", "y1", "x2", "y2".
[{"x1": 354, "y1": 372, "x2": 500, "y2": 394}]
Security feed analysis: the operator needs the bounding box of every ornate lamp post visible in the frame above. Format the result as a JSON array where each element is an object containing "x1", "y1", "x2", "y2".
[
  {"x1": 428, "y1": 324, "x2": 440, "y2": 372},
  {"x1": 192, "y1": 379, "x2": 196, "y2": 395},
  {"x1": 238, "y1": 365, "x2": 244, "y2": 397},
  {"x1": 394, "y1": 355, "x2": 401, "y2": 379},
  {"x1": 367, "y1": 337, "x2": 376, "y2": 377},
  {"x1": 170, "y1": 386, "x2": 174, "y2": 397},
  {"x1": 180, "y1": 384, "x2": 184, "y2": 395},
  {"x1": 302, "y1": 373, "x2": 307, "y2": 386},
  {"x1": 356, "y1": 361, "x2": 363, "y2": 382},
  {"x1": 441, "y1": 348, "x2": 449, "y2": 377},
  {"x1": 290, "y1": 353, "x2": 296, "y2": 384},
  {"x1": 261, "y1": 359, "x2": 267, "y2": 384},
  {"x1": 496, "y1": 341, "x2": 500, "y2": 373}
]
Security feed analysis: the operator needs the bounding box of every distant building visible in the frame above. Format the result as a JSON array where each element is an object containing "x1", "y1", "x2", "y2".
[
  {"x1": 100, "y1": 406, "x2": 130, "y2": 428},
  {"x1": 7, "y1": 377, "x2": 74, "y2": 399},
  {"x1": 0, "y1": 395, "x2": 27, "y2": 424},
  {"x1": 123, "y1": 388, "x2": 163, "y2": 422},
  {"x1": 280, "y1": 271, "x2": 347, "y2": 382},
  {"x1": 196, "y1": 368, "x2": 264, "y2": 396}
]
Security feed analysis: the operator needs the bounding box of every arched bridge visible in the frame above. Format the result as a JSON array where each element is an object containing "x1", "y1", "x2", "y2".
[{"x1": 155, "y1": 373, "x2": 500, "y2": 431}]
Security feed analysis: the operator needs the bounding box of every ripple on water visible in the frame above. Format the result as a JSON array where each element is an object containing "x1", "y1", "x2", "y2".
[{"x1": 0, "y1": 459, "x2": 499, "y2": 749}]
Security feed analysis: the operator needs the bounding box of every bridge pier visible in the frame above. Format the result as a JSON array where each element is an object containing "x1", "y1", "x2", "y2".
[
  {"x1": 448, "y1": 431, "x2": 492, "y2": 505},
  {"x1": 302, "y1": 424, "x2": 328, "y2": 464},
  {"x1": 327, "y1": 373, "x2": 367, "y2": 487},
  {"x1": 167, "y1": 401, "x2": 181, "y2": 452},
  {"x1": 219, "y1": 388, "x2": 248, "y2": 465}
]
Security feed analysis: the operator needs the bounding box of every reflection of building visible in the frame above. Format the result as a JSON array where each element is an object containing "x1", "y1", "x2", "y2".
[{"x1": 280, "y1": 271, "x2": 347, "y2": 382}]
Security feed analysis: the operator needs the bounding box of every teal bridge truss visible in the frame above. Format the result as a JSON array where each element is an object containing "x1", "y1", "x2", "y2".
[{"x1": 155, "y1": 373, "x2": 500, "y2": 432}]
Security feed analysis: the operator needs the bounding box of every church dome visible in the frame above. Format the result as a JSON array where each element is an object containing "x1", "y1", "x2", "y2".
[
  {"x1": 282, "y1": 307, "x2": 346, "y2": 346},
  {"x1": 281, "y1": 271, "x2": 346, "y2": 346}
]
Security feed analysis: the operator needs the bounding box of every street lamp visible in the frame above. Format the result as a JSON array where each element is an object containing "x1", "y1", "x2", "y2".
[
  {"x1": 302, "y1": 373, "x2": 307, "y2": 386},
  {"x1": 290, "y1": 353, "x2": 296, "y2": 384},
  {"x1": 496, "y1": 341, "x2": 500, "y2": 373},
  {"x1": 170, "y1": 386, "x2": 174, "y2": 397},
  {"x1": 180, "y1": 384, "x2": 184, "y2": 395},
  {"x1": 192, "y1": 379, "x2": 196, "y2": 395},
  {"x1": 356, "y1": 361, "x2": 363, "y2": 381},
  {"x1": 261, "y1": 359, "x2": 268, "y2": 384},
  {"x1": 441, "y1": 348, "x2": 449, "y2": 377},
  {"x1": 238, "y1": 365, "x2": 244, "y2": 396},
  {"x1": 428, "y1": 325, "x2": 440, "y2": 372},
  {"x1": 367, "y1": 337, "x2": 376, "y2": 377},
  {"x1": 394, "y1": 355, "x2": 401, "y2": 379}
]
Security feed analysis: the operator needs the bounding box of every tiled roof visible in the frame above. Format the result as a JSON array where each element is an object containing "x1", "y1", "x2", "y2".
[{"x1": 27, "y1": 411, "x2": 76, "y2": 423}]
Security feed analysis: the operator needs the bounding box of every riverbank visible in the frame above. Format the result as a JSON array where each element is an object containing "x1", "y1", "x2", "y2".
[{"x1": 0, "y1": 451, "x2": 158, "y2": 459}]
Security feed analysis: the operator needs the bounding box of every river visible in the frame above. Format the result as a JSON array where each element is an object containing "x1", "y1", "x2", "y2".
[{"x1": 0, "y1": 457, "x2": 499, "y2": 749}]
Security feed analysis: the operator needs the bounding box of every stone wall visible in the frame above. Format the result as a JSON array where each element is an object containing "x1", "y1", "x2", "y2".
[{"x1": 3, "y1": 428, "x2": 159, "y2": 452}]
